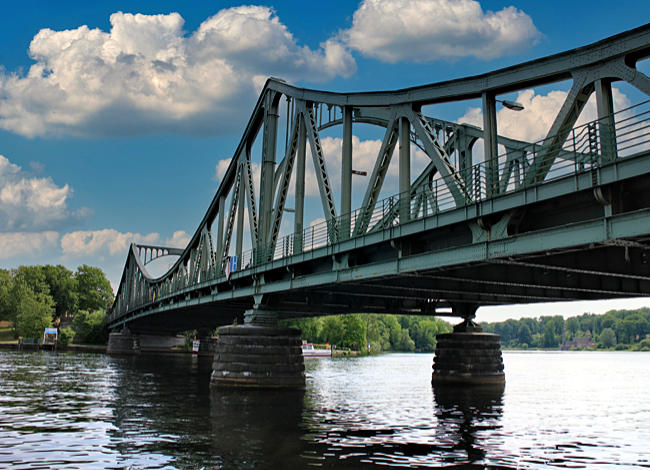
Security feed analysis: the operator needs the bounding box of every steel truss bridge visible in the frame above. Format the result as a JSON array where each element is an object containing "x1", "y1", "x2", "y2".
[{"x1": 108, "y1": 25, "x2": 650, "y2": 334}]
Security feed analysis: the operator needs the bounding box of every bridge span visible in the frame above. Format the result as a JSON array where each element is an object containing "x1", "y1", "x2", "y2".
[{"x1": 107, "y1": 25, "x2": 650, "y2": 387}]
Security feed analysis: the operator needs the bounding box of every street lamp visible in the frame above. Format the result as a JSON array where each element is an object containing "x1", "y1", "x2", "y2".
[
  {"x1": 351, "y1": 169, "x2": 367, "y2": 176},
  {"x1": 497, "y1": 99, "x2": 525, "y2": 111}
]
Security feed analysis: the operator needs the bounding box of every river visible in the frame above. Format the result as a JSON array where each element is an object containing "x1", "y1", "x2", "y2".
[{"x1": 0, "y1": 350, "x2": 648, "y2": 469}]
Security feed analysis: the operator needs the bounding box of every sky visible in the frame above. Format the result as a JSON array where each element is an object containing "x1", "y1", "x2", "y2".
[{"x1": 1, "y1": 0, "x2": 649, "y2": 323}]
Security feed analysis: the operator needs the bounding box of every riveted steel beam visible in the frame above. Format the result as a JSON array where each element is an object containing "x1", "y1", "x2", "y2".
[
  {"x1": 354, "y1": 118, "x2": 399, "y2": 236},
  {"x1": 303, "y1": 102, "x2": 338, "y2": 236}
]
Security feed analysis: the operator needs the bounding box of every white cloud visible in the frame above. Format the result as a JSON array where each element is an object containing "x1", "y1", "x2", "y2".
[
  {"x1": 0, "y1": 8, "x2": 355, "y2": 138},
  {"x1": 0, "y1": 154, "x2": 89, "y2": 231},
  {"x1": 341, "y1": 0, "x2": 540, "y2": 63},
  {"x1": 61, "y1": 228, "x2": 160, "y2": 256},
  {"x1": 0, "y1": 231, "x2": 59, "y2": 259},
  {"x1": 457, "y1": 87, "x2": 631, "y2": 144},
  {"x1": 164, "y1": 230, "x2": 190, "y2": 249}
]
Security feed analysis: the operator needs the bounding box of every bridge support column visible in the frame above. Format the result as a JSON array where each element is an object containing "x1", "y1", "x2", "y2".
[
  {"x1": 107, "y1": 330, "x2": 185, "y2": 355},
  {"x1": 432, "y1": 304, "x2": 505, "y2": 386},
  {"x1": 210, "y1": 309, "x2": 305, "y2": 389},
  {"x1": 107, "y1": 330, "x2": 140, "y2": 354}
]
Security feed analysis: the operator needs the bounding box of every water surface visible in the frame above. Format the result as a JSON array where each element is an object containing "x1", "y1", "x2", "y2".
[{"x1": 1, "y1": 350, "x2": 648, "y2": 469}]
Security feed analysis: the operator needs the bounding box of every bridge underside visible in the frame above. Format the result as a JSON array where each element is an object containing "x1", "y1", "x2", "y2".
[{"x1": 120, "y1": 168, "x2": 650, "y2": 334}]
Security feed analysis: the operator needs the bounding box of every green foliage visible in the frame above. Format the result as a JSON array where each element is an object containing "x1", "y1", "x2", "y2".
[
  {"x1": 599, "y1": 328, "x2": 616, "y2": 348},
  {"x1": 42, "y1": 265, "x2": 78, "y2": 319},
  {"x1": 281, "y1": 314, "x2": 451, "y2": 353},
  {"x1": 481, "y1": 308, "x2": 650, "y2": 350},
  {"x1": 58, "y1": 327, "x2": 75, "y2": 347},
  {"x1": 75, "y1": 265, "x2": 114, "y2": 312},
  {"x1": 13, "y1": 282, "x2": 54, "y2": 338},
  {"x1": 0, "y1": 269, "x2": 12, "y2": 321},
  {"x1": 71, "y1": 309, "x2": 108, "y2": 344}
]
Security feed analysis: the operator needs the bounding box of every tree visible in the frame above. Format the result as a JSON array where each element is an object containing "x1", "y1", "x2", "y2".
[
  {"x1": 341, "y1": 314, "x2": 366, "y2": 350},
  {"x1": 75, "y1": 265, "x2": 114, "y2": 312},
  {"x1": 42, "y1": 265, "x2": 78, "y2": 319},
  {"x1": 542, "y1": 322, "x2": 559, "y2": 348},
  {"x1": 71, "y1": 309, "x2": 108, "y2": 344},
  {"x1": 600, "y1": 327, "x2": 616, "y2": 348},
  {"x1": 518, "y1": 323, "x2": 533, "y2": 346},
  {"x1": 0, "y1": 269, "x2": 12, "y2": 321},
  {"x1": 394, "y1": 329, "x2": 415, "y2": 351},
  {"x1": 13, "y1": 282, "x2": 54, "y2": 338},
  {"x1": 13, "y1": 266, "x2": 50, "y2": 298},
  {"x1": 565, "y1": 317, "x2": 580, "y2": 339},
  {"x1": 320, "y1": 316, "x2": 345, "y2": 346}
]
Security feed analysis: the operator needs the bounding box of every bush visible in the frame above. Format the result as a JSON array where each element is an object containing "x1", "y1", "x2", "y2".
[
  {"x1": 71, "y1": 310, "x2": 108, "y2": 344},
  {"x1": 58, "y1": 327, "x2": 75, "y2": 347}
]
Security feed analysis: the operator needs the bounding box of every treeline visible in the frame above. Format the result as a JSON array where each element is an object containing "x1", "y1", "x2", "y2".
[
  {"x1": 481, "y1": 308, "x2": 650, "y2": 350},
  {"x1": 282, "y1": 314, "x2": 452, "y2": 353},
  {"x1": 0, "y1": 265, "x2": 114, "y2": 344}
]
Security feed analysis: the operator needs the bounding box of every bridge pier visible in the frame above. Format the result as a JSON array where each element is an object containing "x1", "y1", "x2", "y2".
[
  {"x1": 107, "y1": 330, "x2": 185, "y2": 355},
  {"x1": 210, "y1": 308, "x2": 305, "y2": 389},
  {"x1": 432, "y1": 305, "x2": 505, "y2": 386}
]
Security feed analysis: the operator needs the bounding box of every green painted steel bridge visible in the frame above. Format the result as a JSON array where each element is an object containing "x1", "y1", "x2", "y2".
[{"x1": 108, "y1": 25, "x2": 650, "y2": 334}]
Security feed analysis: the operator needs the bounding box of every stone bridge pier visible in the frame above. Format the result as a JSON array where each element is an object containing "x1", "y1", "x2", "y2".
[
  {"x1": 107, "y1": 329, "x2": 185, "y2": 355},
  {"x1": 432, "y1": 303, "x2": 505, "y2": 387},
  {"x1": 210, "y1": 308, "x2": 305, "y2": 389}
]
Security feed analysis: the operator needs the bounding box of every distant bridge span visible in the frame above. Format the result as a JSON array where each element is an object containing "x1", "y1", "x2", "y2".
[{"x1": 108, "y1": 25, "x2": 650, "y2": 334}]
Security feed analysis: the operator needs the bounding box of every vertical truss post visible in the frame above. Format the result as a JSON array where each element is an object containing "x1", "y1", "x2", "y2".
[
  {"x1": 216, "y1": 195, "x2": 225, "y2": 273},
  {"x1": 458, "y1": 133, "x2": 474, "y2": 196},
  {"x1": 341, "y1": 106, "x2": 353, "y2": 240},
  {"x1": 236, "y1": 163, "x2": 245, "y2": 270},
  {"x1": 595, "y1": 78, "x2": 617, "y2": 162},
  {"x1": 482, "y1": 91, "x2": 498, "y2": 197},
  {"x1": 294, "y1": 111, "x2": 307, "y2": 254},
  {"x1": 258, "y1": 91, "x2": 280, "y2": 261},
  {"x1": 399, "y1": 116, "x2": 411, "y2": 223}
]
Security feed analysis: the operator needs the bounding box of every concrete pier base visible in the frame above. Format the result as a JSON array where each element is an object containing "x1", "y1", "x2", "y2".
[
  {"x1": 432, "y1": 331, "x2": 505, "y2": 386},
  {"x1": 210, "y1": 324, "x2": 305, "y2": 389},
  {"x1": 107, "y1": 331, "x2": 139, "y2": 354},
  {"x1": 107, "y1": 331, "x2": 185, "y2": 355}
]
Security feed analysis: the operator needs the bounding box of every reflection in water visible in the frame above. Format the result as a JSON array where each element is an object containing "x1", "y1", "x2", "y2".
[
  {"x1": 209, "y1": 389, "x2": 305, "y2": 469},
  {"x1": 433, "y1": 384, "x2": 505, "y2": 467}
]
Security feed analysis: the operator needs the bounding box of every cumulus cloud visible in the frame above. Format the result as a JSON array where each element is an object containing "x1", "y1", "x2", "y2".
[
  {"x1": 457, "y1": 87, "x2": 631, "y2": 144},
  {"x1": 61, "y1": 228, "x2": 160, "y2": 256},
  {"x1": 0, "y1": 155, "x2": 89, "y2": 231},
  {"x1": 0, "y1": 231, "x2": 59, "y2": 259},
  {"x1": 164, "y1": 230, "x2": 190, "y2": 248},
  {"x1": 341, "y1": 0, "x2": 540, "y2": 63},
  {"x1": 0, "y1": 8, "x2": 355, "y2": 138}
]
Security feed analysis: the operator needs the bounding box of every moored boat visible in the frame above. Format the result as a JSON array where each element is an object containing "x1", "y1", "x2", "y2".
[{"x1": 301, "y1": 341, "x2": 332, "y2": 357}]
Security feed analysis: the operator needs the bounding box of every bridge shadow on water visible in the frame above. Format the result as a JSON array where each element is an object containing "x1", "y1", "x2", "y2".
[
  {"x1": 207, "y1": 382, "x2": 509, "y2": 469},
  {"x1": 107, "y1": 354, "x2": 513, "y2": 469}
]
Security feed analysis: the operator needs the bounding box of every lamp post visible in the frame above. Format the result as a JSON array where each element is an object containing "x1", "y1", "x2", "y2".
[{"x1": 497, "y1": 99, "x2": 525, "y2": 111}]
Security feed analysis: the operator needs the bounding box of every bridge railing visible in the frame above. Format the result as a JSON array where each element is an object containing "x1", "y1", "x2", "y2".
[{"x1": 241, "y1": 99, "x2": 650, "y2": 266}]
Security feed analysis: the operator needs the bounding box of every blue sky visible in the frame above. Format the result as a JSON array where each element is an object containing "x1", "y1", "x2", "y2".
[{"x1": 1, "y1": 0, "x2": 649, "y2": 322}]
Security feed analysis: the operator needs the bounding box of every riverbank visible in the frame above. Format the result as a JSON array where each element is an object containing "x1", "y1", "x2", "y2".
[{"x1": 0, "y1": 341, "x2": 106, "y2": 353}]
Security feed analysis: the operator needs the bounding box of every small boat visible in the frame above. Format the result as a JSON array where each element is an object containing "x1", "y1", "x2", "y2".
[{"x1": 301, "y1": 341, "x2": 332, "y2": 358}]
